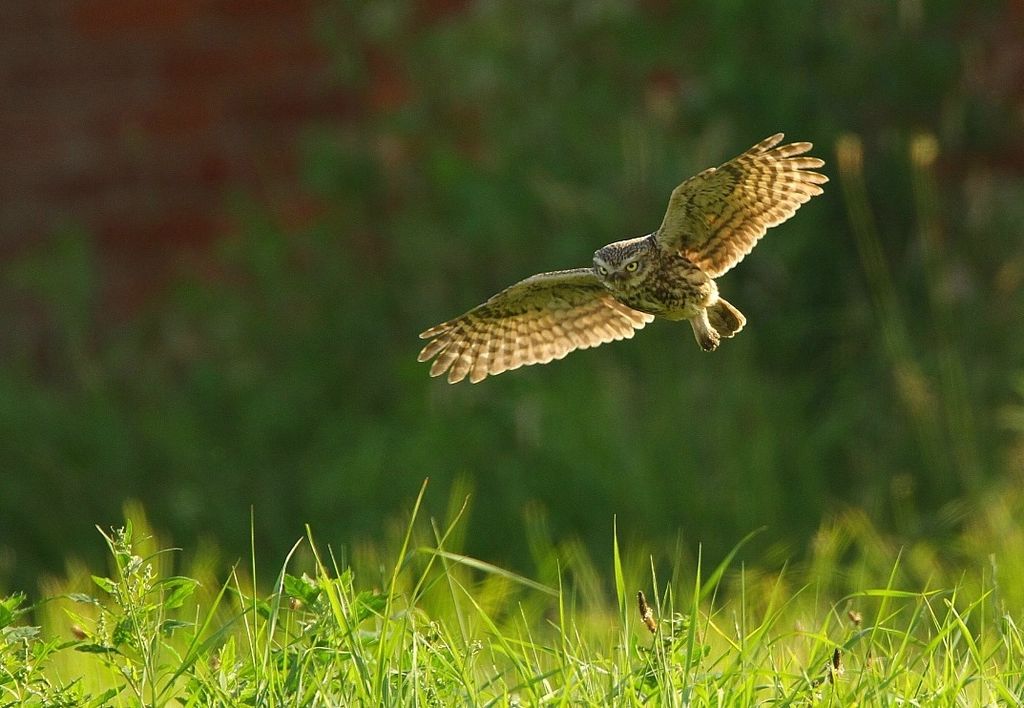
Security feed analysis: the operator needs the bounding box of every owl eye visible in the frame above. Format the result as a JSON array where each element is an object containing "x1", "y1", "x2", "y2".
[
  {"x1": 598, "y1": 266, "x2": 608, "y2": 276},
  {"x1": 625, "y1": 261, "x2": 639, "y2": 272}
]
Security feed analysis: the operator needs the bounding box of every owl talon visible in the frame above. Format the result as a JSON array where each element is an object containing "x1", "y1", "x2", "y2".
[{"x1": 690, "y1": 310, "x2": 720, "y2": 351}]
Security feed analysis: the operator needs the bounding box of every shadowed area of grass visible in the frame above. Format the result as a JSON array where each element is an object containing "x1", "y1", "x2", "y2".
[{"x1": 2, "y1": 1, "x2": 1023, "y2": 596}]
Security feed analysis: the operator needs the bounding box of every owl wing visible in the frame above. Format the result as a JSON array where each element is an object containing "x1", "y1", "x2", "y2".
[
  {"x1": 655, "y1": 134, "x2": 828, "y2": 277},
  {"x1": 418, "y1": 268, "x2": 654, "y2": 383}
]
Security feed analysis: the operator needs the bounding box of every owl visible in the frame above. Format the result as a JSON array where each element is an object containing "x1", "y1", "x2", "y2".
[{"x1": 419, "y1": 133, "x2": 827, "y2": 383}]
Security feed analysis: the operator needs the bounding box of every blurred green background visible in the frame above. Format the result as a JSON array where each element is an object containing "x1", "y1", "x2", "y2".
[{"x1": 2, "y1": 0, "x2": 1023, "y2": 593}]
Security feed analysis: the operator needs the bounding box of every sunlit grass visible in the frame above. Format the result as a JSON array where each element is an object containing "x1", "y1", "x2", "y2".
[{"x1": 4, "y1": 479, "x2": 1024, "y2": 706}]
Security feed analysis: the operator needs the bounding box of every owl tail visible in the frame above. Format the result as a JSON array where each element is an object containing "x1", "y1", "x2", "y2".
[{"x1": 707, "y1": 298, "x2": 746, "y2": 339}]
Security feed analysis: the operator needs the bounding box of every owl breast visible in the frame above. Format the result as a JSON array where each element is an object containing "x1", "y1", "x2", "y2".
[{"x1": 609, "y1": 252, "x2": 717, "y2": 321}]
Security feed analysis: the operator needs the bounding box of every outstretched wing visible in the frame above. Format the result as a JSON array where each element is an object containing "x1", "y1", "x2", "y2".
[
  {"x1": 655, "y1": 134, "x2": 827, "y2": 277},
  {"x1": 418, "y1": 268, "x2": 654, "y2": 384}
]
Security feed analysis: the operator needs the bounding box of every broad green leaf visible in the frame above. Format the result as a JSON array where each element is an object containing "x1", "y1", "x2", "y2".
[
  {"x1": 161, "y1": 577, "x2": 200, "y2": 610},
  {"x1": 91, "y1": 576, "x2": 117, "y2": 594}
]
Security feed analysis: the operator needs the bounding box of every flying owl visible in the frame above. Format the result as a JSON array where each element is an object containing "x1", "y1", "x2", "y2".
[{"x1": 419, "y1": 133, "x2": 827, "y2": 383}]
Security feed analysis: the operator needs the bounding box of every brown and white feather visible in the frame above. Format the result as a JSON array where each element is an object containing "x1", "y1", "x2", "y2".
[
  {"x1": 655, "y1": 133, "x2": 828, "y2": 277},
  {"x1": 418, "y1": 268, "x2": 653, "y2": 383}
]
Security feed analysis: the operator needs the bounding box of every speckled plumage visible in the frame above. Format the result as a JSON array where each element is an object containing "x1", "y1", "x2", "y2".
[{"x1": 419, "y1": 134, "x2": 827, "y2": 383}]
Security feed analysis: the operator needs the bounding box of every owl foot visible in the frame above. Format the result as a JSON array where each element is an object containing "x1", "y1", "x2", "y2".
[
  {"x1": 690, "y1": 310, "x2": 721, "y2": 352},
  {"x1": 698, "y1": 329, "x2": 720, "y2": 352},
  {"x1": 707, "y1": 297, "x2": 746, "y2": 338}
]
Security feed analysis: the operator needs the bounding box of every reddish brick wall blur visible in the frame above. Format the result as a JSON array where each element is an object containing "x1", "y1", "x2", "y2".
[{"x1": 0, "y1": 0, "x2": 352, "y2": 309}]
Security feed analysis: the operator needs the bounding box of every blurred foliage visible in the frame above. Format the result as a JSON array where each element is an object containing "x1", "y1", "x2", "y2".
[{"x1": 2, "y1": 0, "x2": 1024, "y2": 592}]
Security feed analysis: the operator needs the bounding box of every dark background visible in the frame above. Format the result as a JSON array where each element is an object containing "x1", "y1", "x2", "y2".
[{"x1": 2, "y1": 0, "x2": 1023, "y2": 592}]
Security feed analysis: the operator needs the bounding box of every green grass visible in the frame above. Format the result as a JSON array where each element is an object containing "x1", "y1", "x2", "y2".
[{"x1": 5, "y1": 480, "x2": 1024, "y2": 706}]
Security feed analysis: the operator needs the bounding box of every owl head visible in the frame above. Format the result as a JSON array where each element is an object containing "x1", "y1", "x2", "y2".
[{"x1": 593, "y1": 235, "x2": 654, "y2": 287}]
